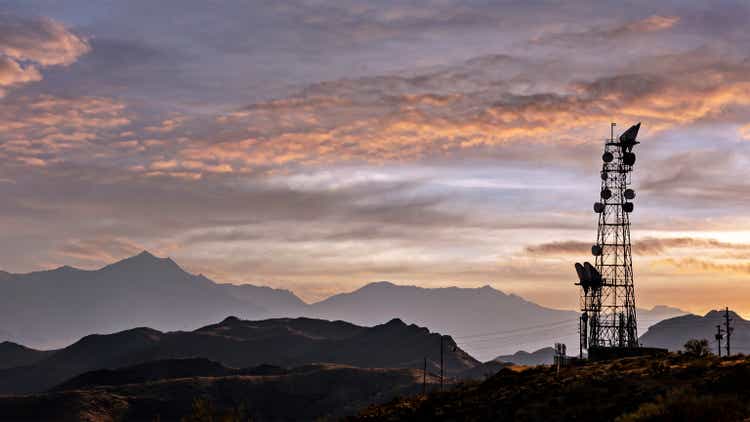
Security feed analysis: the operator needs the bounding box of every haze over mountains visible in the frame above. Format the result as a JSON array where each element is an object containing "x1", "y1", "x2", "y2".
[{"x1": 0, "y1": 251, "x2": 688, "y2": 360}]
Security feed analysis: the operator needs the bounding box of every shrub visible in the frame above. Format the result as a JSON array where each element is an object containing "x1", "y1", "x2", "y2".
[{"x1": 683, "y1": 339, "x2": 711, "y2": 358}]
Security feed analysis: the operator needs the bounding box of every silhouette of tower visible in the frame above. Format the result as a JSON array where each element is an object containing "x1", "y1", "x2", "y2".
[{"x1": 576, "y1": 123, "x2": 641, "y2": 354}]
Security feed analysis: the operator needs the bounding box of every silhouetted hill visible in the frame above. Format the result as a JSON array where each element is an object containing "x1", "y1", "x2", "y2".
[
  {"x1": 0, "y1": 251, "x2": 301, "y2": 348},
  {"x1": 53, "y1": 358, "x2": 243, "y2": 390},
  {"x1": 640, "y1": 310, "x2": 750, "y2": 352},
  {"x1": 0, "y1": 341, "x2": 55, "y2": 369},
  {"x1": 354, "y1": 354, "x2": 750, "y2": 421},
  {"x1": 0, "y1": 316, "x2": 477, "y2": 394},
  {"x1": 0, "y1": 327, "x2": 163, "y2": 394},
  {"x1": 0, "y1": 364, "x2": 436, "y2": 421},
  {"x1": 495, "y1": 347, "x2": 557, "y2": 366}
]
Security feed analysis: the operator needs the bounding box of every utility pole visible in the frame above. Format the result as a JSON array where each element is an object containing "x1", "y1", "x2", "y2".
[
  {"x1": 715, "y1": 325, "x2": 723, "y2": 357},
  {"x1": 422, "y1": 357, "x2": 427, "y2": 395},
  {"x1": 439, "y1": 336, "x2": 444, "y2": 392},
  {"x1": 724, "y1": 307, "x2": 733, "y2": 357}
]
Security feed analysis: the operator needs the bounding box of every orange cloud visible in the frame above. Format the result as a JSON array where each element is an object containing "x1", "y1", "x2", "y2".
[
  {"x1": 0, "y1": 14, "x2": 89, "y2": 91},
  {"x1": 652, "y1": 257, "x2": 750, "y2": 275},
  {"x1": 525, "y1": 237, "x2": 750, "y2": 256},
  {"x1": 0, "y1": 57, "x2": 42, "y2": 88},
  {"x1": 168, "y1": 53, "x2": 750, "y2": 175},
  {"x1": 626, "y1": 15, "x2": 680, "y2": 32}
]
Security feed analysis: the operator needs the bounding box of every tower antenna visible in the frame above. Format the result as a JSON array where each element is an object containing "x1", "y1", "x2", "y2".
[{"x1": 576, "y1": 122, "x2": 641, "y2": 357}]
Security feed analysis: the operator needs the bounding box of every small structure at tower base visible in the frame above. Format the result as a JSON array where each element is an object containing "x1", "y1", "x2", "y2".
[{"x1": 587, "y1": 346, "x2": 667, "y2": 361}]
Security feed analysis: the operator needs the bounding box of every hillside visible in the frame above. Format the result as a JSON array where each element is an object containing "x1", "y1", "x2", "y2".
[
  {"x1": 0, "y1": 364, "x2": 437, "y2": 421},
  {"x1": 641, "y1": 310, "x2": 750, "y2": 352},
  {"x1": 0, "y1": 341, "x2": 55, "y2": 370},
  {"x1": 0, "y1": 316, "x2": 477, "y2": 394},
  {"x1": 354, "y1": 354, "x2": 750, "y2": 421}
]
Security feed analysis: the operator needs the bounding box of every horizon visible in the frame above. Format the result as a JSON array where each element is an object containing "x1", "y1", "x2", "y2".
[
  {"x1": 0, "y1": 248, "x2": 697, "y2": 316},
  {"x1": 3, "y1": 1, "x2": 750, "y2": 317}
]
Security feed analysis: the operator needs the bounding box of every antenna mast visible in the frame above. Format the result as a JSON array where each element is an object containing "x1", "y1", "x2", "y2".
[{"x1": 576, "y1": 122, "x2": 642, "y2": 355}]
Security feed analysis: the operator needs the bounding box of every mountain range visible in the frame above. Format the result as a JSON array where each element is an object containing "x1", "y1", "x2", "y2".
[
  {"x1": 0, "y1": 316, "x2": 476, "y2": 394},
  {"x1": 640, "y1": 309, "x2": 750, "y2": 353},
  {"x1": 0, "y1": 251, "x2": 689, "y2": 361}
]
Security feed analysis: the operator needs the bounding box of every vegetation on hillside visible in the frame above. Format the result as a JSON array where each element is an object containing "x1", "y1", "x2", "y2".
[{"x1": 353, "y1": 353, "x2": 750, "y2": 421}]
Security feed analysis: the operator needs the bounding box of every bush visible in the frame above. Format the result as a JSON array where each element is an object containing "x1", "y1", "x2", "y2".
[{"x1": 683, "y1": 339, "x2": 711, "y2": 358}]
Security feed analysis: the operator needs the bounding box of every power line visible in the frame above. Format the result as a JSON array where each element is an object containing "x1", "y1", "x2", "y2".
[
  {"x1": 452, "y1": 318, "x2": 578, "y2": 340},
  {"x1": 451, "y1": 316, "x2": 670, "y2": 341},
  {"x1": 458, "y1": 323, "x2": 578, "y2": 346}
]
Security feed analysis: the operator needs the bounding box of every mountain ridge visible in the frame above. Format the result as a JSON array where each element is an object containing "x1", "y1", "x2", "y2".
[
  {"x1": 0, "y1": 316, "x2": 477, "y2": 395},
  {"x1": 640, "y1": 309, "x2": 749, "y2": 352},
  {"x1": 0, "y1": 251, "x2": 690, "y2": 360}
]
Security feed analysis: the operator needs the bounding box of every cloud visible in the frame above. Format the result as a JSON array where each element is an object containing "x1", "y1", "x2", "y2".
[
  {"x1": 0, "y1": 56, "x2": 41, "y2": 88},
  {"x1": 533, "y1": 14, "x2": 680, "y2": 46},
  {"x1": 0, "y1": 14, "x2": 89, "y2": 66},
  {"x1": 158, "y1": 48, "x2": 750, "y2": 176},
  {"x1": 0, "y1": 14, "x2": 89, "y2": 90},
  {"x1": 653, "y1": 257, "x2": 750, "y2": 275},
  {"x1": 627, "y1": 15, "x2": 680, "y2": 32},
  {"x1": 57, "y1": 238, "x2": 144, "y2": 264},
  {"x1": 525, "y1": 237, "x2": 750, "y2": 256},
  {"x1": 0, "y1": 94, "x2": 130, "y2": 166}
]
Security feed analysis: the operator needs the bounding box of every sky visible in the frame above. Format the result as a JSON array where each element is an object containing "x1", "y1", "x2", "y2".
[{"x1": 1, "y1": 1, "x2": 750, "y2": 314}]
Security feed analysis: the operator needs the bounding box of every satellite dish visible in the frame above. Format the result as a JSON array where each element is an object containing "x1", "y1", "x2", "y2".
[
  {"x1": 602, "y1": 152, "x2": 613, "y2": 163},
  {"x1": 575, "y1": 262, "x2": 590, "y2": 292},
  {"x1": 619, "y1": 122, "x2": 641, "y2": 153},
  {"x1": 623, "y1": 152, "x2": 636, "y2": 166},
  {"x1": 624, "y1": 189, "x2": 635, "y2": 200},
  {"x1": 601, "y1": 171, "x2": 608, "y2": 180},
  {"x1": 583, "y1": 262, "x2": 603, "y2": 289},
  {"x1": 575, "y1": 263, "x2": 586, "y2": 282},
  {"x1": 601, "y1": 188, "x2": 612, "y2": 199},
  {"x1": 623, "y1": 202, "x2": 634, "y2": 212},
  {"x1": 591, "y1": 245, "x2": 603, "y2": 256},
  {"x1": 594, "y1": 202, "x2": 605, "y2": 213}
]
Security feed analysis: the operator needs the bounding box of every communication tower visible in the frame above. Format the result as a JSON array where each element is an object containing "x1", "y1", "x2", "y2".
[{"x1": 575, "y1": 122, "x2": 642, "y2": 356}]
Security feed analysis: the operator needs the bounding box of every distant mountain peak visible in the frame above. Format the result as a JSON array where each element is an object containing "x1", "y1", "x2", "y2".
[
  {"x1": 363, "y1": 281, "x2": 398, "y2": 289},
  {"x1": 704, "y1": 309, "x2": 743, "y2": 320},
  {"x1": 102, "y1": 250, "x2": 183, "y2": 274},
  {"x1": 221, "y1": 316, "x2": 241, "y2": 324},
  {"x1": 133, "y1": 250, "x2": 173, "y2": 263},
  {"x1": 54, "y1": 265, "x2": 82, "y2": 273},
  {"x1": 383, "y1": 318, "x2": 406, "y2": 327}
]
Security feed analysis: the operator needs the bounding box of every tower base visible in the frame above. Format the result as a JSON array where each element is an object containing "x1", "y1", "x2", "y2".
[{"x1": 588, "y1": 346, "x2": 667, "y2": 361}]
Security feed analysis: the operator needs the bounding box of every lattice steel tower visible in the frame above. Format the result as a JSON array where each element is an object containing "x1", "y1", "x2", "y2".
[{"x1": 576, "y1": 122, "x2": 641, "y2": 355}]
